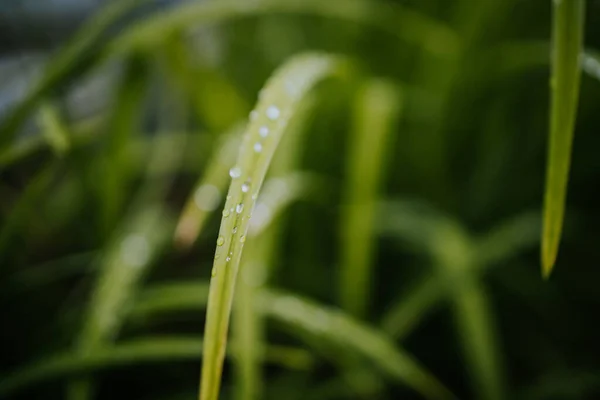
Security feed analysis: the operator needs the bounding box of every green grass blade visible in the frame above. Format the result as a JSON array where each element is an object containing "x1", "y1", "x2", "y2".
[
  {"x1": 262, "y1": 290, "x2": 456, "y2": 400},
  {"x1": 339, "y1": 79, "x2": 402, "y2": 318},
  {"x1": 0, "y1": 0, "x2": 141, "y2": 148},
  {"x1": 0, "y1": 0, "x2": 455, "y2": 145},
  {"x1": 99, "y1": 55, "x2": 149, "y2": 235},
  {"x1": 233, "y1": 96, "x2": 313, "y2": 400},
  {"x1": 175, "y1": 130, "x2": 242, "y2": 249},
  {"x1": 37, "y1": 102, "x2": 71, "y2": 156},
  {"x1": 381, "y1": 210, "x2": 540, "y2": 341},
  {"x1": 0, "y1": 163, "x2": 60, "y2": 266},
  {"x1": 75, "y1": 206, "x2": 171, "y2": 350},
  {"x1": 475, "y1": 212, "x2": 541, "y2": 267},
  {"x1": 0, "y1": 336, "x2": 314, "y2": 398},
  {"x1": 199, "y1": 53, "x2": 349, "y2": 400},
  {"x1": 108, "y1": 0, "x2": 458, "y2": 59},
  {"x1": 542, "y1": 0, "x2": 585, "y2": 277},
  {"x1": 451, "y1": 277, "x2": 505, "y2": 400},
  {"x1": 68, "y1": 206, "x2": 172, "y2": 399},
  {"x1": 248, "y1": 172, "x2": 317, "y2": 237},
  {"x1": 381, "y1": 277, "x2": 445, "y2": 340},
  {"x1": 129, "y1": 283, "x2": 455, "y2": 399},
  {"x1": 431, "y1": 222, "x2": 506, "y2": 400}
]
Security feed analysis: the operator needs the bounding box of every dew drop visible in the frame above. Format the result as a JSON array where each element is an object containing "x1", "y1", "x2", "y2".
[
  {"x1": 222, "y1": 208, "x2": 230, "y2": 217},
  {"x1": 232, "y1": 226, "x2": 238, "y2": 234},
  {"x1": 259, "y1": 126, "x2": 269, "y2": 138},
  {"x1": 266, "y1": 106, "x2": 280, "y2": 120},
  {"x1": 217, "y1": 236, "x2": 225, "y2": 246},
  {"x1": 236, "y1": 203, "x2": 244, "y2": 214},
  {"x1": 211, "y1": 267, "x2": 216, "y2": 277},
  {"x1": 226, "y1": 256, "x2": 231, "y2": 262},
  {"x1": 229, "y1": 166, "x2": 242, "y2": 179},
  {"x1": 253, "y1": 142, "x2": 263, "y2": 153},
  {"x1": 240, "y1": 235, "x2": 246, "y2": 243},
  {"x1": 252, "y1": 193, "x2": 258, "y2": 200},
  {"x1": 241, "y1": 181, "x2": 251, "y2": 193},
  {"x1": 249, "y1": 110, "x2": 258, "y2": 121}
]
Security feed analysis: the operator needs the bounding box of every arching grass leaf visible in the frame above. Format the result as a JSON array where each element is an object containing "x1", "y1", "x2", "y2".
[{"x1": 199, "y1": 53, "x2": 351, "y2": 400}]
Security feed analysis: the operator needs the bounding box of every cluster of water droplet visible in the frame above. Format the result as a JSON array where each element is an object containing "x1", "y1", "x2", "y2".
[{"x1": 211, "y1": 56, "x2": 336, "y2": 279}]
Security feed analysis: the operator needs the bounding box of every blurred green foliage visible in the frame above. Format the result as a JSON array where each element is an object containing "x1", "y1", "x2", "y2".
[{"x1": 1, "y1": 0, "x2": 599, "y2": 399}]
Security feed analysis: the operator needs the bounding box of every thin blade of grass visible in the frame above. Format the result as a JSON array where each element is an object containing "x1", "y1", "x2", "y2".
[
  {"x1": 542, "y1": 0, "x2": 585, "y2": 277},
  {"x1": 432, "y1": 222, "x2": 506, "y2": 400},
  {"x1": 108, "y1": 0, "x2": 458, "y2": 60},
  {"x1": 98, "y1": 54, "x2": 149, "y2": 235},
  {"x1": 37, "y1": 102, "x2": 71, "y2": 156},
  {"x1": 233, "y1": 95, "x2": 314, "y2": 400},
  {"x1": 339, "y1": 79, "x2": 402, "y2": 318},
  {"x1": 380, "y1": 209, "x2": 541, "y2": 341},
  {"x1": 68, "y1": 206, "x2": 172, "y2": 399},
  {"x1": 129, "y1": 283, "x2": 456, "y2": 399},
  {"x1": 262, "y1": 290, "x2": 456, "y2": 400},
  {"x1": 0, "y1": 337, "x2": 314, "y2": 398},
  {"x1": 199, "y1": 53, "x2": 350, "y2": 400},
  {"x1": 0, "y1": 0, "x2": 455, "y2": 145},
  {"x1": 0, "y1": 0, "x2": 142, "y2": 149}
]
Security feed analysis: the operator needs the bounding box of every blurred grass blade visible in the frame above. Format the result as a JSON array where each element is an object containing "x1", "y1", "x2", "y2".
[
  {"x1": 130, "y1": 283, "x2": 455, "y2": 399},
  {"x1": 542, "y1": 0, "x2": 585, "y2": 277},
  {"x1": 0, "y1": 0, "x2": 455, "y2": 146},
  {"x1": 262, "y1": 290, "x2": 456, "y2": 400},
  {"x1": 452, "y1": 277, "x2": 505, "y2": 400},
  {"x1": 108, "y1": 0, "x2": 459, "y2": 59},
  {"x1": 199, "y1": 53, "x2": 349, "y2": 400},
  {"x1": 0, "y1": 337, "x2": 314, "y2": 398},
  {"x1": 175, "y1": 130, "x2": 242, "y2": 249},
  {"x1": 69, "y1": 206, "x2": 172, "y2": 399},
  {"x1": 381, "y1": 210, "x2": 540, "y2": 341},
  {"x1": 476, "y1": 211, "x2": 541, "y2": 267},
  {"x1": 248, "y1": 172, "x2": 316, "y2": 237},
  {"x1": 426, "y1": 219, "x2": 506, "y2": 400},
  {"x1": 381, "y1": 277, "x2": 445, "y2": 340},
  {"x1": 162, "y1": 34, "x2": 249, "y2": 133},
  {"x1": 99, "y1": 55, "x2": 149, "y2": 235},
  {"x1": 2, "y1": 252, "x2": 96, "y2": 295},
  {"x1": 0, "y1": 163, "x2": 59, "y2": 266},
  {"x1": 340, "y1": 79, "x2": 402, "y2": 318},
  {"x1": 379, "y1": 201, "x2": 506, "y2": 399},
  {"x1": 38, "y1": 102, "x2": 71, "y2": 156},
  {"x1": 0, "y1": 0, "x2": 141, "y2": 148}
]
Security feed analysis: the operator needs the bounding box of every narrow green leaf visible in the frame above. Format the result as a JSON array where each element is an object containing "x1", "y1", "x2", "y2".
[
  {"x1": 233, "y1": 98, "x2": 314, "y2": 400},
  {"x1": 108, "y1": 0, "x2": 459, "y2": 60},
  {"x1": 339, "y1": 79, "x2": 402, "y2": 318},
  {"x1": 0, "y1": 0, "x2": 141, "y2": 148},
  {"x1": 0, "y1": 337, "x2": 313, "y2": 398},
  {"x1": 37, "y1": 102, "x2": 71, "y2": 156},
  {"x1": 68, "y1": 206, "x2": 172, "y2": 399},
  {"x1": 542, "y1": 0, "x2": 585, "y2": 277},
  {"x1": 99, "y1": 55, "x2": 149, "y2": 235},
  {"x1": 381, "y1": 209, "x2": 540, "y2": 341},
  {"x1": 130, "y1": 283, "x2": 456, "y2": 400},
  {"x1": 199, "y1": 53, "x2": 350, "y2": 400},
  {"x1": 262, "y1": 291, "x2": 456, "y2": 400}
]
